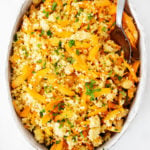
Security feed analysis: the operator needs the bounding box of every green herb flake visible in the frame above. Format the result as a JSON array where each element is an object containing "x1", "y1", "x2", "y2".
[
  {"x1": 31, "y1": 32, "x2": 35, "y2": 35},
  {"x1": 76, "y1": 49, "x2": 80, "y2": 55},
  {"x1": 52, "y1": 2, "x2": 57, "y2": 11},
  {"x1": 87, "y1": 24, "x2": 90, "y2": 30},
  {"x1": 44, "y1": 85, "x2": 53, "y2": 93},
  {"x1": 42, "y1": 0, "x2": 45, "y2": 2},
  {"x1": 58, "y1": 41, "x2": 62, "y2": 49},
  {"x1": 64, "y1": 136, "x2": 68, "y2": 139},
  {"x1": 39, "y1": 30, "x2": 44, "y2": 37},
  {"x1": 117, "y1": 76, "x2": 122, "y2": 81},
  {"x1": 87, "y1": 13, "x2": 93, "y2": 20},
  {"x1": 47, "y1": 30, "x2": 52, "y2": 37},
  {"x1": 25, "y1": 51, "x2": 29, "y2": 57},
  {"x1": 102, "y1": 103, "x2": 106, "y2": 107},
  {"x1": 120, "y1": 91, "x2": 127, "y2": 97},
  {"x1": 56, "y1": 140, "x2": 60, "y2": 144},
  {"x1": 80, "y1": 131, "x2": 84, "y2": 138},
  {"x1": 53, "y1": 112, "x2": 59, "y2": 116},
  {"x1": 111, "y1": 22, "x2": 116, "y2": 27},
  {"x1": 79, "y1": 8, "x2": 84, "y2": 13},
  {"x1": 56, "y1": 16, "x2": 60, "y2": 20},
  {"x1": 68, "y1": 40, "x2": 75, "y2": 47},
  {"x1": 43, "y1": 62, "x2": 46, "y2": 69},
  {"x1": 54, "y1": 49, "x2": 59, "y2": 55},
  {"x1": 53, "y1": 61, "x2": 58, "y2": 69},
  {"x1": 108, "y1": 70, "x2": 113, "y2": 76},
  {"x1": 40, "y1": 109, "x2": 45, "y2": 117},
  {"x1": 102, "y1": 26, "x2": 107, "y2": 32},
  {"x1": 85, "y1": 80, "x2": 101, "y2": 101},
  {"x1": 43, "y1": 10, "x2": 49, "y2": 18},
  {"x1": 67, "y1": 119, "x2": 74, "y2": 128},
  {"x1": 32, "y1": 71, "x2": 36, "y2": 74},
  {"x1": 63, "y1": 3, "x2": 67, "y2": 6},
  {"x1": 22, "y1": 49, "x2": 29, "y2": 57},
  {"x1": 37, "y1": 59, "x2": 42, "y2": 63},
  {"x1": 106, "y1": 84, "x2": 111, "y2": 88},
  {"x1": 68, "y1": 130, "x2": 71, "y2": 135},
  {"x1": 72, "y1": 135, "x2": 78, "y2": 142},
  {"x1": 75, "y1": 18, "x2": 79, "y2": 22},
  {"x1": 67, "y1": 57, "x2": 75, "y2": 64},
  {"x1": 59, "y1": 122, "x2": 63, "y2": 128},
  {"x1": 37, "y1": 43, "x2": 41, "y2": 48}
]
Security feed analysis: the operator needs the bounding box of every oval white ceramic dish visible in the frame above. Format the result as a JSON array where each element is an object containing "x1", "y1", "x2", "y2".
[{"x1": 6, "y1": 0, "x2": 147, "y2": 150}]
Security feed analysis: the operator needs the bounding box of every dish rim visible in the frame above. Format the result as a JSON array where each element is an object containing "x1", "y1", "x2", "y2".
[{"x1": 5, "y1": 0, "x2": 147, "y2": 150}]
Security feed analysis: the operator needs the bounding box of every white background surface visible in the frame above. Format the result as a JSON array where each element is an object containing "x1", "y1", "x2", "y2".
[{"x1": 0, "y1": 0, "x2": 150, "y2": 150}]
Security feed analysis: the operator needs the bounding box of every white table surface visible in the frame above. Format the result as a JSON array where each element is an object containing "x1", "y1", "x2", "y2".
[{"x1": 0, "y1": 0, "x2": 150, "y2": 150}]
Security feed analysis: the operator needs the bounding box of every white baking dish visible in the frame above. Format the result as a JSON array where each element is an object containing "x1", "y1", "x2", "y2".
[{"x1": 6, "y1": 0, "x2": 147, "y2": 150}]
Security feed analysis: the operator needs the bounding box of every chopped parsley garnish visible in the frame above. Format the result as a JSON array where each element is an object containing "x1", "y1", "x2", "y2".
[
  {"x1": 67, "y1": 57, "x2": 75, "y2": 64},
  {"x1": 22, "y1": 49, "x2": 29, "y2": 57},
  {"x1": 87, "y1": 13, "x2": 93, "y2": 20},
  {"x1": 25, "y1": 51, "x2": 29, "y2": 57},
  {"x1": 39, "y1": 30, "x2": 44, "y2": 37},
  {"x1": 42, "y1": 0, "x2": 45, "y2": 2},
  {"x1": 75, "y1": 18, "x2": 79, "y2": 22},
  {"x1": 64, "y1": 136, "x2": 68, "y2": 139},
  {"x1": 75, "y1": 8, "x2": 83, "y2": 18},
  {"x1": 102, "y1": 103, "x2": 106, "y2": 107},
  {"x1": 72, "y1": 135, "x2": 78, "y2": 142},
  {"x1": 54, "y1": 102, "x2": 65, "y2": 111},
  {"x1": 31, "y1": 32, "x2": 34, "y2": 35},
  {"x1": 120, "y1": 91, "x2": 126, "y2": 97},
  {"x1": 52, "y1": 2, "x2": 57, "y2": 11},
  {"x1": 102, "y1": 26, "x2": 107, "y2": 32},
  {"x1": 76, "y1": 49, "x2": 80, "y2": 55},
  {"x1": 108, "y1": 70, "x2": 113, "y2": 76},
  {"x1": 67, "y1": 119, "x2": 74, "y2": 128},
  {"x1": 116, "y1": 75, "x2": 122, "y2": 81},
  {"x1": 59, "y1": 122, "x2": 63, "y2": 128},
  {"x1": 69, "y1": 40, "x2": 75, "y2": 47},
  {"x1": 56, "y1": 140, "x2": 60, "y2": 144},
  {"x1": 85, "y1": 80, "x2": 101, "y2": 101},
  {"x1": 32, "y1": 71, "x2": 36, "y2": 74},
  {"x1": 37, "y1": 59, "x2": 42, "y2": 63},
  {"x1": 63, "y1": 3, "x2": 67, "y2": 6},
  {"x1": 87, "y1": 24, "x2": 90, "y2": 30},
  {"x1": 43, "y1": 62, "x2": 46, "y2": 69},
  {"x1": 54, "y1": 49, "x2": 59, "y2": 55},
  {"x1": 43, "y1": 10, "x2": 49, "y2": 18},
  {"x1": 79, "y1": 8, "x2": 84, "y2": 13},
  {"x1": 47, "y1": 30, "x2": 52, "y2": 37},
  {"x1": 37, "y1": 43, "x2": 41, "y2": 48},
  {"x1": 44, "y1": 85, "x2": 53, "y2": 93},
  {"x1": 59, "y1": 103, "x2": 65, "y2": 110},
  {"x1": 56, "y1": 16, "x2": 60, "y2": 20},
  {"x1": 106, "y1": 84, "x2": 111, "y2": 88},
  {"x1": 80, "y1": 131, "x2": 84, "y2": 138},
  {"x1": 40, "y1": 109, "x2": 45, "y2": 117},
  {"x1": 58, "y1": 41, "x2": 62, "y2": 49},
  {"x1": 52, "y1": 112, "x2": 59, "y2": 116},
  {"x1": 53, "y1": 61, "x2": 58, "y2": 70}
]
